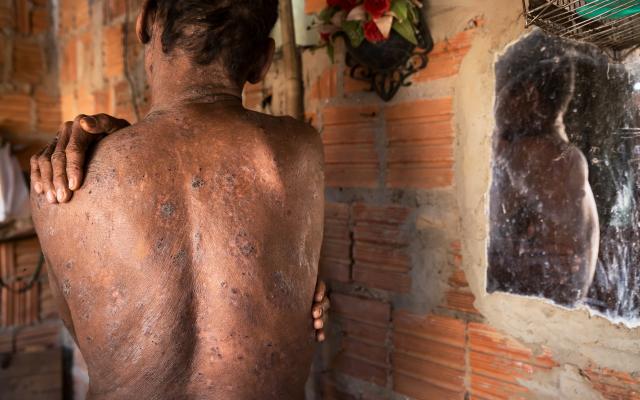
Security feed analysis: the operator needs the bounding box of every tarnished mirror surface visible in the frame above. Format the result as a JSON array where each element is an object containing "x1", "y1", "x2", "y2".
[{"x1": 488, "y1": 30, "x2": 640, "y2": 322}]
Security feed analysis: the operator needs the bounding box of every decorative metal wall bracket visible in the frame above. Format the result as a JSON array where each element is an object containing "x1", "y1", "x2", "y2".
[{"x1": 344, "y1": 13, "x2": 434, "y2": 102}]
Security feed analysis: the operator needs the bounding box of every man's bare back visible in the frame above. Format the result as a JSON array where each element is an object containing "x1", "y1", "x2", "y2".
[{"x1": 31, "y1": 101, "x2": 325, "y2": 399}]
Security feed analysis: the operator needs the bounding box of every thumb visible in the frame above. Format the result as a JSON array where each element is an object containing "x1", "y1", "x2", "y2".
[{"x1": 79, "y1": 114, "x2": 131, "y2": 135}]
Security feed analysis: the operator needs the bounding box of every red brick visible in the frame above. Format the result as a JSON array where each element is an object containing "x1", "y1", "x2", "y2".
[
  {"x1": 0, "y1": 0, "x2": 13, "y2": 29},
  {"x1": 352, "y1": 242, "x2": 410, "y2": 271},
  {"x1": 394, "y1": 311, "x2": 466, "y2": 347},
  {"x1": 0, "y1": 93, "x2": 33, "y2": 133},
  {"x1": 31, "y1": 6, "x2": 49, "y2": 34},
  {"x1": 77, "y1": 31, "x2": 95, "y2": 82},
  {"x1": 414, "y1": 28, "x2": 477, "y2": 82},
  {"x1": 322, "y1": 105, "x2": 381, "y2": 188},
  {"x1": 394, "y1": 372, "x2": 464, "y2": 400},
  {"x1": 77, "y1": 86, "x2": 95, "y2": 115},
  {"x1": 385, "y1": 98, "x2": 454, "y2": 189},
  {"x1": 320, "y1": 257, "x2": 351, "y2": 282},
  {"x1": 13, "y1": 40, "x2": 46, "y2": 84},
  {"x1": 443, "y1": 289, "x2": 480, "y2": 315},
  {"x1": 344, "y1": 72, "x2": 370, "y2": 94},
  {"x1": 334, "y1": 354, "x2": 388, "y2": 387},
  {"x1": 75, "y1": 0, "x2": 90, "y2": 30},
  {"x1": 584, "y1": 367, "x2": 640, "y2": 400},
  {"x1": 103, "y1": 24, "x2": 124, "y2": 79},
  {"x1": 352, "y1": 203, "x2": 412, "y2": 225},
  {"x1": 114, "y1": 80, "x2": 136, "y2": 122},
  {"x1": 325, "y1": 165, "x2": 379, "y2": 188},
  {"x1": 61, "y1": 91, "x2": 77, "y2": 120},
  {"x1": 340, "y1": 318, "x2": 388, "y2": 344},
  {"x1": 61, "y1": 40, "x2": 77, "y2": 84},
  {"x1": 353, "y1": 263, "x2": 410, "y2": 292},
  {"x1": 15, "y1": 320, "x2": 63, "y2": 352},
  {"x1": 59, "y1": 0, "x2": 76, "y2": 33},
  {"x1": 343, "y1": 337, "x2": 387, "y2": 365},
  {"x1": 332, "y1": 294, "x2": 390, "y2": 326},
  {"x1": 0, "y1": 329, "x2": 13, "y2": 353},
  {"x1": 468, "y1": 323, "x2": 555, "y2": 368},
  {"x1": 93, "y1": 88, "x2": 112, "y2": 114},
  {"x1": 35, "y1": 90, "x2": 61, "y2": 133},
  {"x1": 393, "y1": 312, "x2": 466, "y2": 399},
  {"x1": 470, "y1": 373, "x2": 529, "y2": 400},
  {"x1": 15, "y1": 0, "x2": 30, "y2": 33},
  {"x1": 448, "y1": 268, "x2": 469, "y2": 288}
]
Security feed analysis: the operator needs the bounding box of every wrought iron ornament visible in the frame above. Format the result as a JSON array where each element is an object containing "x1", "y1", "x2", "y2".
[{"x1": 344, "y1": 10, "x2": 434, "y2": 101}]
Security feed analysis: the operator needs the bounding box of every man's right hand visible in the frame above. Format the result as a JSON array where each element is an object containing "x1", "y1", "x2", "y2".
[{"x1": 31, "y1": 114, "x2": 130, "y2": 204}]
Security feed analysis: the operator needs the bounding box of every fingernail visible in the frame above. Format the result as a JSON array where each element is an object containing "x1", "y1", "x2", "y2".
[
  {"x1": 81, "y1": 116, "x2": 96, "y2": 129},
  {"x1": 68, "y1": 178, "x2": 76, "y2": 190},
  {"x1": 56, "y1": 189, "x2": 65, "y2": 202},
  {"x1": 34, "y1": 182, "x2": 42, "y2": 193},
  {"x1": 47, "y1": 191, "x2": 57, "y2": 203}
]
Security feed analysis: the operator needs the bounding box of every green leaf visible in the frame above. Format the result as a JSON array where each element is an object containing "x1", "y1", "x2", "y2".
[
  {"x1": 342, "y1": 20, "x2": 365, "y2": 48},
  {"x1": 392, "y1": 19, "x2": 418, "y2": 45},
  {"x1": 319, "y1": 6, "x2": 338, "y2": 23},
  {"x1": 391, "y1": 0, "x2": 409, "y2": 22}
]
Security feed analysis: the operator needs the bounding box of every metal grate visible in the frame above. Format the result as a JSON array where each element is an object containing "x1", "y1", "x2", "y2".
[{"x1": 523, "y1": 0, "x2": 640, "y2": 59}]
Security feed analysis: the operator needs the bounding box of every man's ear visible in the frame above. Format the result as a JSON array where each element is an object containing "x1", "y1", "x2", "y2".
[
  {"x1": 136, "y1": 0, "x2": 156, "y2": 44},
  {"x1": 248, "y1": 38, "x2": 276, "y2": 84}
]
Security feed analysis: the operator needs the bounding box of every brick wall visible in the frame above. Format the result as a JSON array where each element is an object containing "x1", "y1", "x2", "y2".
[{"x1": 0, "y1": 0, "x2": 60, "y2": 167}]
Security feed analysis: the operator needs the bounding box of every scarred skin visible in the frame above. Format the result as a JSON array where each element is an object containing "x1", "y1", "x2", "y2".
[{"x1": 30, "y1": 3, "x2": 326, "y2": 399}]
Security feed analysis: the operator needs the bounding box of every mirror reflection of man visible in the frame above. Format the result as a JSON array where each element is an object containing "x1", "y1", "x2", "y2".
[
  {"x1": 30, "y1": 1, "x2": 329, "y2": 398},
  {"x1": 488, "y1": 59, "x2": 600, "y2": 306}
]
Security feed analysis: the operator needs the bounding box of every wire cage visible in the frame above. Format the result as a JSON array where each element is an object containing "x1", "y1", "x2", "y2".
[{"x1": 522, "y1": 0, "x2": 640, "y2": 59}]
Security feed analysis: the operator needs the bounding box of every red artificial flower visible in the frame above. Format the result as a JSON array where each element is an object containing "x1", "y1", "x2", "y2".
[
  {"x1": 364, "y1": 0, "x2": 391, "y2": 18},
  {"x1": 364, "y1": 20, "x2": 385, "y2": 43},
  {"x1": 320, "y1": 31, "x2": 332, "y2": 42},
  {"x1": 327, "y1": 0, "x2": 358, "y2": 11}
]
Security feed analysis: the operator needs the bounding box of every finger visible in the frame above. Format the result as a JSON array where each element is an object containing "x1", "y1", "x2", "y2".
[
  {"x1": 38, "y1": 139, "x2": 58, "y2": 204},
  {"x1": 319, "y1": 296, "x2": 330, "y2": 313},
  {"x1": 314, "y1": 317, "x2": 324, "y2": 330},
  {"x1": 80, "y1": 114, "x2": 130, "y2": 134},
  {"x1": 52, "y1": 122, "x2": 73, "y2": 202},
  {"x1": 316, "y1": 329, "x2": 326, "y2": 343},
  {"x1": 65, "y1": 118, "x2": 94, "y2": 191},
  {"x1": 30, "y1": 147, "x2": 46, "y2": 194},
  {"x1": 312, "y1": 303, "x2": 323, "y2": 320},
  {"x1": 314, "y1": 280, "x2": 327, "y2": 302}
]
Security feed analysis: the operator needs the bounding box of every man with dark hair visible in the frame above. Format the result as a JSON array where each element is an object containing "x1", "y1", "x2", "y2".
[
  {"x1": 30, "y1": 1, "x2": 327, "y2": 398},
  {"x1": 488, "y1": 60, "x2": 600, "y2": 306}
]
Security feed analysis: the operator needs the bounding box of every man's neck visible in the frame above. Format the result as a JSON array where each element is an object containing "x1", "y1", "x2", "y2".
[{"x1": 148, "y1": 55, "x2": 244, "y2": 113}]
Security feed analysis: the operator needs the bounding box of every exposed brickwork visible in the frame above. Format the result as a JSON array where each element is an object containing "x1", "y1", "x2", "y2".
[
  {"x1": 584, "y1": 367, "x2": 640, "y2": 400},
  {"x1": 322, "y1": 105, "x2": 381, "y2": 188},
  {"x1": 385, "y1": 98, "x2": 455, "y2": 189},
  {"x1": 414, "y1": 28, "x2": 477, "y2": 82},
  {"x1": 333, "y1": 294, "x2": 391, "y2": 387},
  {"x1": 393, "y1": 312, "x2": 466, "y2": 399},
  {"x1": 13, "y1": 39, "x2": 45, "y2": 83},
  {"x1": 352, "y1": 203, "x2": 412, "y2": 292},
  {"x1": 320, "y1": 202, "x2": 352, "y2": 283},
  {"x1": 469, "y1": 322, "x2": 556, "y2": 399}
]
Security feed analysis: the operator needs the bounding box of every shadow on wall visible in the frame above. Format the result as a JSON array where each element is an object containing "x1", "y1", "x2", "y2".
[{"x1": 488, "y1": 29, "x2": 640, "y2": 322}]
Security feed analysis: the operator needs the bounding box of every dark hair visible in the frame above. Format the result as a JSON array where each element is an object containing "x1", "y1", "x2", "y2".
[
  {"x1": 496, "y1": 59, "x2": 573, "y2": 141},
  {"x1": 152, "y1": 0, "x2": 278, "y2": 83}
]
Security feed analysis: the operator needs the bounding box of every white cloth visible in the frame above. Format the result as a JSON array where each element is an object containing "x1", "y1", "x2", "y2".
[{"x1": 0, "y1": 143, "x2": 30, "y2": 224}]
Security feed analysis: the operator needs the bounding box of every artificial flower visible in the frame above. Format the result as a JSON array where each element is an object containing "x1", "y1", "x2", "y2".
[
  {"x1": 364, "y1": 0, "x2": 391, "y2": 19},
  {"x1": 364, "y1": 20, "x2": 385, "y2": 42}
]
